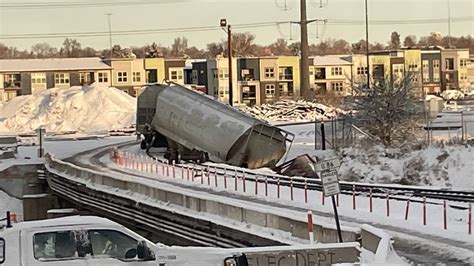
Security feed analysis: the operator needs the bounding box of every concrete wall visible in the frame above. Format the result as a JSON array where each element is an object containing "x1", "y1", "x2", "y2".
[{"x1": 46, "y1": 156, "x2": 360, "y2": 245}]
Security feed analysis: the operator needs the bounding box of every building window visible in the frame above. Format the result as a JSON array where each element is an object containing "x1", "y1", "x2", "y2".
[
  {"x1": 408, "y1": 64, "x2": 418, "y2": 72},
  {"x1": 117, "y1": 72, "x2": 128, "y2": 83},
  {"x1": 331, "y1": 82, "x2": 344, "y2": 92},
  {"x1": 212, "y1": 69, "x2": 218, "y2": 79},
  {"x1": 54, "y1": 73, "x2": 70, "y2": 84},
  {"x1": 31, "y1": 73, "x2": 46, "y2": 84},
  {"x1": 433, "y1": 72, "x2": 440, "y2": 82},
  {"x1": 460, "y1": 59, "x2": 468, "y2": 67},
  {"x1": 265, "y1": 84, "x2": 275, "y2": 97},
  {"x1": 133, "y1": 72, "x2": 141, "y2": 82},
  {"x1": 98, "y1": 72, "x2": 108, "y2": 83},
  {"x1": 433, "y1": 60, "x2": 440, "y2": 69},
  {"x1": 219, "y1": 69, "x2": 229, "y2": 79},
  {"x1": 460, "y1": 73, "x2": 468, "y2": 81},
  {"x1": 331, "y1": 67, "x2": 342, "y2": 76},
  {"x1": 445, "y1": 58, "x2": 454, "y2": 70},
  {"x1": 79, "y1": 73, "x2": 91, "y2": 84},
  {"x1": 279, "y1": 67, "x2": 293, "y2": 80},
  {"x1": 191, "y1": 70, "x2": 198, "y2": 82},
  {"x1": 264, "y1": 68, "x2": 275, "y2": 78},
  {"x1": 357, "y1": 67, "x2": 367, "y2": 75},
  {"x1": 170, "y1": 70, "x2": 183, "y2": 81},
  {"x1": 422, "y1": 60, "x2": 430, "y2": 82}
]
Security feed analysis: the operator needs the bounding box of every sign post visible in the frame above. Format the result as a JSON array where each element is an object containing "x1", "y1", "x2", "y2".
[{"x1": 315, "y1": 123, "x2": 343, "y2": 243}]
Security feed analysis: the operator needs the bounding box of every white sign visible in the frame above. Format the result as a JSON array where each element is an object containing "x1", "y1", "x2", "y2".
[
  {"x1": 320, "y1": 169, "x2": 340, "y2": 197},
  {"x1": 313, "y1": 158, "x2": 341, "y2": 172}
]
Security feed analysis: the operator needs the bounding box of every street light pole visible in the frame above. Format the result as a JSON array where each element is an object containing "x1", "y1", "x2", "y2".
[
  {"x1": 227, "y1": 24, "x2": 233, "y2": 106},
  {"x1": 364, "y1": 0, "x2": 370, "y2": 89},
  {"x1": 220, "y1": 19, "x2": 233, "y2": 106},
  {"x1": 106, "y1": 13, "x2": 113, "y2": 58},
  {"x1": 300, "y1": 0, "x2": 310, "y2": 100}
]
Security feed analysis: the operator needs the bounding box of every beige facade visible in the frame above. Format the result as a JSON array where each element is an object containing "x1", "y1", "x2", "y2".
[
  {"x1": 107, "y1": 58, "x2": 146, "y2": 96},
  {"x1": 310, "y1": 56, "x2": 353, "y2": 96}
]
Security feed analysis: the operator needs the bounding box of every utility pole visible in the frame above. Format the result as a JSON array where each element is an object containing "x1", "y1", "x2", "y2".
[
  {"x1": 447, "y1": 0, "x2": 451, "y2": 47},
  {"x1": 106, "y1": 13, "x2": 113, "y2": 58},
  {"x1": 364, "y1": 0, "x2": 370, "y2": 89},
  {"x1": 220, "y1": 19, "x2": 233, "y2": 106},
  {"x1": 300, "y1": 0, "x2": 310, "y2": 100},
  {"x1": 227, "y1": 24, "x2": 233, "y2": 106}
]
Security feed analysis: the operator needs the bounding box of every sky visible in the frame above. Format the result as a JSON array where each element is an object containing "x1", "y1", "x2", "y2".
[{"x1": 0, "y1": 0, "x2": 473, "y2": 51}]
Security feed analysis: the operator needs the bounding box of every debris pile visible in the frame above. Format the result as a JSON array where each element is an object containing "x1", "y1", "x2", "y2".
[{"x1": 240, "y1": 100, "x2": 346, "y2": 122}]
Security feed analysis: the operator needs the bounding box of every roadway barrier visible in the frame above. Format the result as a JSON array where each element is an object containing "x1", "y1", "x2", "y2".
[
  {"x1": 45, "y1": 153, "x2": 360, "y2": 244},
  {"x1": 111, "y1": 150, "x2": 474, "y2": 236}
]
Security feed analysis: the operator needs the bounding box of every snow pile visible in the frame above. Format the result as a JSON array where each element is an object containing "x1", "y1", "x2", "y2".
[
  {"x1": 337, "y1": 144, "x2": 474, "y2": 189},
  {"x1": 0, "y1": 84, "x2": 136, "y2": 133},
  {"x1": 240, "y1": 100, "x2": 346, "y2": 122}
]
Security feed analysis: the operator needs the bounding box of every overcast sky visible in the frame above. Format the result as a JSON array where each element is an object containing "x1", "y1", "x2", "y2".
[{"x1": 0, "y1": 0, "x2": 472, "y2": 50}]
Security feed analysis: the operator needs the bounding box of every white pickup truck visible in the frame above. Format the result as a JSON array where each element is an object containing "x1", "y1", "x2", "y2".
[{"x1": 0, "y1": 216, "x2": 247, "y2": 266}]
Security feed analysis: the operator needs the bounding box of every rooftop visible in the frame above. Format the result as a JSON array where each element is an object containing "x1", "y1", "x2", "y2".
[
  {"x1": 311, "y1": 56, "x2": 352, "y2": 66},
  {"x1": 0, "y1": 57, "x2": 111, "y2": 72}
]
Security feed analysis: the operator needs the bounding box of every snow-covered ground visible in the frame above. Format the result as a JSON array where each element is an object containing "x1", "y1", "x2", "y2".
[
  {"x1": 280, "y1": 123, "x2": 474, "y2": 189},
  {"x1": 0, "y1": 84, "x2": 136, "y2": 133},
  {"x1": 0, "y1": 190, "x2": 22, "y2": 219}
]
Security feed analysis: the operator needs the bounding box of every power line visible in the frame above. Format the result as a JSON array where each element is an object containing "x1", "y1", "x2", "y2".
[
  {"x1": 0, "y1": 17, "x2": 472, "y2": 40},
  {"x1": 0, "y1": 0, "x2": 188, "y2": 9}
]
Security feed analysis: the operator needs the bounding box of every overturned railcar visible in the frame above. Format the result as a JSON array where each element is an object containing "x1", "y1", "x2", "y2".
[{"x1": 137, "y1": 82, "x2": 294, "y2": 169}]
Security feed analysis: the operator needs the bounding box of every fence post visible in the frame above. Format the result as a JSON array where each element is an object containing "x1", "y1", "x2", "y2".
[
  {"x1": 352, "y1": 185, "x2": 356, "y2": 210},
  {"x1": 369, "y1": 188, "x2": 373, "y2": 213},
  {"x1": 290, "y1": 177, "x2": 294, "y2": 201},
  {"x1": 265, "y1": 176, "x2": 268, "y2": 197},
  {"x1": 207, "y1": 166, "x2": 210, "y2": 186},
  {"x1": 304, "y1": 179, "x2": 308, "y2": 204},
  {"x1": 405, "y1": 199, "x2": 410, "y2": 220},
  {"x1": 242, "y1": 172, "x2": 246, "y2": 193},
  {"x1": 307, "y1": 211, "x2": 314, "y2": 245},
  {"x1": 469, "y1": 203, "x2": 472, "y2": 235},
  {"x1": 172, "y1": 162, "x2": 176, "y2": 178},
  {"x1": 443, "y1": 200, "x2": 447, "y2": 230},
  {"x1": 200, "y1": 168, "x2": 204, "y2": 184},
  {"x1": 234, "y1": 170, "x2": 238, "y2": 191},
  {"x1": 277, "y1": 177, "x2": 280, "y2": 199},
  {"x1": 214, "y1": 167, "x2": 218, "y2": 188},
  {"x1": 386, "y1": 192, "x2": 390, "y2": 217},
  {"x1": 336, "y1": 193, "x2": 339, "y2": 207},
  {"x1": 423, "y1": 196, "x2": 427, "y2": 226},
  {"x1": 322, "y1": 191, "x2": 325, "y2": 206}
]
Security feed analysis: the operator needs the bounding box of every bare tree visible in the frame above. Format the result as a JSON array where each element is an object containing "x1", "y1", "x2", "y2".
[
  {"x1": 206, "y1": 42, "x2": 224, "y2": 58},
  {"x1": 349, "y1": 74, "x2": 420, "y2": 145},
  {"x1": 60, "y1": 38, "x2": 81, "y2": 57},
  {"x1": 269, "y1": 38, "x2": 291, "y2": 55},
  {"x1": 170, "y1": 37, "x2": 188, "y2": 57},
  {"x1": 403, "y1": 35, "x2": 417, "y2": 47},
  {"x1": 31, "y1": 43, "x2": 58, "y2": 58},
  {"x1": 228, "y1": 32, "x2": 256, "y2": 56},
  {"x1": 389, "y1": 31, "x2": 401, "y2": 49}
]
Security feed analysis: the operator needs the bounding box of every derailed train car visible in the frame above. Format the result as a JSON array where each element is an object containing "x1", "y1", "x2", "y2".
[{"x1": 136, "y1": 82, "x2": 294, "y2": 169}]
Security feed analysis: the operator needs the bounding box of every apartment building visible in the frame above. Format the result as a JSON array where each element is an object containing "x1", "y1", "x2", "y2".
[
  {"x1": 205, "y1": 56, "x2": 238, "y2": 104},
  {"x1": 420, "y1": 48, "x2": 442, "y2": 94},
  {"x1": 441, "y1": 49, "x2": 470, "y2": 92},
  {"x1": 104, "y1": 58, "x2": 146, "y2": 96},
  {"x1": 0, "y1": 57, "x2": 112, "y2": 102},
  {"x1": 310, "y1": 56, "x2": 352, "y2": 96},
  {"x1": 277, "y1": 56, "x2": 300, "y2": 100},
  {"x1": 164, "y1": 59, "x2": 186, "y2": 85},
  {"x1": 259, "y1": 56, "x2": 279, "y2": 103},
  {"x1": 144, "y1": 57, "x2": 165, "y2": 84},
  {"x1": 237, "y1": 58, "x2": 261, "y2": 106}
]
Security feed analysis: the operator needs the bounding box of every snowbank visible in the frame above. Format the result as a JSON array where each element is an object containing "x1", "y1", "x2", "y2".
[{"x1": 0, "y1": 84, "x2": 136, "y2": 133}]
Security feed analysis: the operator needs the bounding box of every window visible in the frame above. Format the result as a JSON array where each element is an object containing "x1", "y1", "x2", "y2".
[
  {"x1": 265, "y1": 84, "x2": 275, "y2": 97},
  {"x1": 34, "y1": 231, "x2": 79, "y2": 260},
  {"x1": 408, "y1": 64, "x2": 418, "y2": 72},
  {"x1": 218, "y1": 69, "x2": 229, "y2": 79},
  {"x1": 191, "y1": 70, "x2": 198, "y2": 81},
  {"x1": 357, "y1": 67, "x2": 368, "y2": 75},
  {"x1": 31, "y1": 73, "x2": 46, "y2": 84},
  {"x1": 54, "y1": 73, "x2": 70, "y2": 84},
  {"x1": 433, "y1": 71, "x2": 440, "y2": 82},
  {"x1": 445, "y1": 58, "x2": 454, "y2": 70},
  {"x1": 460, "y1": 73, "x2": 468, "y2": 81},
  {"x1": 331, "y1": 82, "x2": 344, "y2": 92},
  {"x1": 98, "y1": 72, "x2": 109, "y2": 83},
  {"x1": 212, "y1": 69, "x2": 218, "y2": 79},
  {"x1": 132, "y1": 72, "x2": 141, "y2": 82},
  {"x1": 264, "y1": 68, "x2": 275, "y2": 78},
  {"x1": 79, "y1": 73, "x2": 91, "y2": 84},
  {"x1": 170, "y1": 70, "x2": 183, "y2": 81},
  {"x1": 314, "y1": 68, "x2": 326, "y2": 79},
  {"x1": 460, "y1": 59, "x2": 468, "y2": 67},
  {"x1": 88, "y1": 230, "x2": 141, "y2": 260},
  {"x1": 433, "y1": 60, "x2": 440, "y2": 69},
  {"x1": 331, "y1": 67, "x2": 342, "y2": 76},
  {"x1": 422, "y1": 60, "x2": 430, "y2": 82},
  {"x1": 118, "y1": 72, "x2": 128, "y2": 83},
  {"x1": 278, "y1": 67, "x2": 293, "y2": 80}
]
